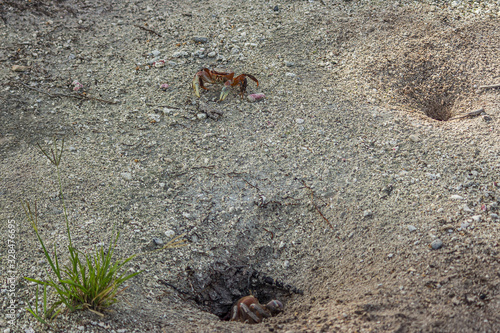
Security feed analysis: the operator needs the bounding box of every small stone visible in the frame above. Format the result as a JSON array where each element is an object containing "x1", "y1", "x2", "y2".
[
  {"x1": 284, "y1": 61, "x2": 295, "y2": 67},
  {"x1": 431, "y1": 239, "x2": 443, "y2": 250},
  {"x1": 363, "y1": 209, "x2": 373, "y2": 218},
  {"x1": 387, "y1": 253, "x2": 393, "y2": 258},
  {"x1": 192, "y1": 36, "x2": 208, "y2": 43},
  {"x1": 471, "y1": 215, "x2": 482, "y2": 222},
  {"x1": 450, "y1": 194, "x2": 464, "y2": 200},
  {"x1": 247, "y1": 93, "x2": 265, "y2": 102},
  {"x1": 460, "y1": 221, "x2": 470, "y2": 229},
  {"x1": 295, "y1": 118, "x2": 304, "y2": 124},
  {"x1": 409, "y1": 134, "x2": 419, "y2": 142},
  {"x1": 172, "y1": 51, "x2": 189, "y2": 58},
  {"x1": 120, "y1": 172, "x2": 132, "y2": 181},
  {"x1": 160, "y1": 83, "x2": 170, "y2": 91},
  {"x1": 285, "y1": 72, "x2": 296, "y2": 78},
  {"x1": 165, "y1": 230, "x2": 175, "y2": 238},
  {"x1": 197, "y1": 113, "x2": 207, "y2": 120},
  {"x1": 283, "y1": 260, "x2": 290, "y2": 269},
  {"x1": 490, "y1": 213, "x2": 499, "y2": 220},
  {"x1": 408, "y1": 225, "x2": 417, "y2": 232},
  {"x1": 151, "y1": 50, "x2": 161, "y2": 57},
  {"x1": 207, "y1": 51, "x2": 217, "y2": 58},
  {"x1": 231, "y1": 46, "x2": 240, "y2": 54},
  {"x1": 153, "y1": 238, "x2": 164, "y2": 246},
  {"x1": 273, "y1": 5, "x2": 279, "y2": 11}
]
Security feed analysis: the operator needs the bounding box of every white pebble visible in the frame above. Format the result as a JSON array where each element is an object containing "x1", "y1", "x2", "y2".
[
  {"x1": 450, "y1": 195, "x2": 464, "y2": 200},
  {"x1": 172, "y1": 51, "x2": 189, "y2": 58},
  {"x1": 165, "y1": 230, "x2": 175, "y2": 238},
  {"x1": 295, "y1": 118, "x2": 304, "y2": 124}
]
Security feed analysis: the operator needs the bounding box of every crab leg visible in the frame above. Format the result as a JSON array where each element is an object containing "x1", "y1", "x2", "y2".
[
  {"x1": 239, "y1": 303, "x2": 262, "y2": 323},
  {"x1": 249, "y1": 303, "x2": 272, "y2": 319}
]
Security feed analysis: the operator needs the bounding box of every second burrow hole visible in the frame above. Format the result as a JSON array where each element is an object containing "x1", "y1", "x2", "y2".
[{"x1": 160, "y1": 259, "x2": 303, "y2": 321}]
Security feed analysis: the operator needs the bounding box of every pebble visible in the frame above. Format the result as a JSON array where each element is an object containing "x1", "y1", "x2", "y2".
[
  {"x1": 490, "y1": 213, "x2": 499, "y2": 220},
  {"x1": 207, "y1": 51, "x2": 217, "y2": 58},
  {"x1": 431, "y1": 239, "x2": 443, "y2": 250},
  {"x1": 151, "y1": 50, "x2": 161, "y2": 57},
  {"x1": 408, "y1": 225, "x2": 417, "y2": 232},
  {"x1": 285, "y1": 72, "x2": 296, "y2": 78},
  {"x1": 165, "y1": 230, "x2": 175, "y2": 238},
  {"x1": 172, "y1": 51, "x2": 189, "y2": 58},
  {"x1": 247, "y1": 93, "x2": 265, "y2": 102},
  {"x1": 192, "y1": 36, "x2": 208, "y2": 43},
  {"x1": 409, "y1": 134, "x2": 419, "y2": 142},
  {"x1": 273, "y1": 5, "x2": 279, "y2": 12},
  {"x1": 471, "y1": 215, "x2": 482, "y2": 222},
  {"x1": 160, "y1": 83, "x2": 170, "y2": 91},
  {"x1": 284, "y1": 61, "x2": 295, "y2": 67},
  {"x1": 197, "y1": 113, "x2": 207, "y2": 120},
  {"x1": 153, "y1": 238, "x2": 164, "y2": 246},
  {"x1": 450, "y1": 194, "x2": 464, "y2": 200},
  {"x1": 120, "y1": 172, "x2": 132, "y2": 181},
  {"x1": 363, "y1": 209, "x2": 373, "y2": 218},
  {"x1": 295, "y1": 118, "x2": 304, "y2": 124}
]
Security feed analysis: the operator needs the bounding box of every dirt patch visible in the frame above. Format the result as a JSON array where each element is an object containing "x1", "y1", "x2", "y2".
[{"x1": 332, "y1": 4, "x2": 500, "y2": 121}]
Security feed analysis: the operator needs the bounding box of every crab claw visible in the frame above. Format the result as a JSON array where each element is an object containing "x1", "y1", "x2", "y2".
[
  {"x1": 193, "y1": 76, "x2": 201, "y2": 97},
  {"x1": 265, "y1": 300, "x2": 283, "y2": 316},
  {"x1": 219, "y1": 82, "x2": 232, "y2": 101}
]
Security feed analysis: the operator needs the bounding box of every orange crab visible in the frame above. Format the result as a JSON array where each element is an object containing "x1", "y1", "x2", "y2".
[
  {"x1": 192, "y1": 68, "x2": 259, "y2": 101},
  {"x1": 230, "y1": 296, "x2": 283, "y2": 324}
]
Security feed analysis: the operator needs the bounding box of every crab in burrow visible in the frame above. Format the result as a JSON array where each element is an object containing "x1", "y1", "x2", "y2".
[
  {"x1": 192, "y1": 68, "x2": 259, "y2": 101},
  {"x1": 230, "y1": 295, "x2": 283, "y2": 324}
]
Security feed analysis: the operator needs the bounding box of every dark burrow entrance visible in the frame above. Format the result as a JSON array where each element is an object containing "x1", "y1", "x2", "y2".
[{"x1": 159, "y1": 260, "x2": 303, "y2": 321}]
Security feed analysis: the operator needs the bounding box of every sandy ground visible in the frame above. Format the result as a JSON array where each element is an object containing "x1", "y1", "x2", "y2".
[{"x1": 1, "y1": 0, "x2": 500, "y2": 332}]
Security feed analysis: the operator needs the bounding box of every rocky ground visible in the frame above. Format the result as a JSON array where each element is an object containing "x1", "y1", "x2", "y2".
[{"x1": 1, "y1": 0, "x2": 500, "y2": 332}]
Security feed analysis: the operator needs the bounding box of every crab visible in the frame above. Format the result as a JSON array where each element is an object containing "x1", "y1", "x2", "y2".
[
  {"x1": 230, "y1": 296, "x2": 283, "y2": 324},
  {"x1": 192, "y1": 68, "x2": 259, "y2": 101}
]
